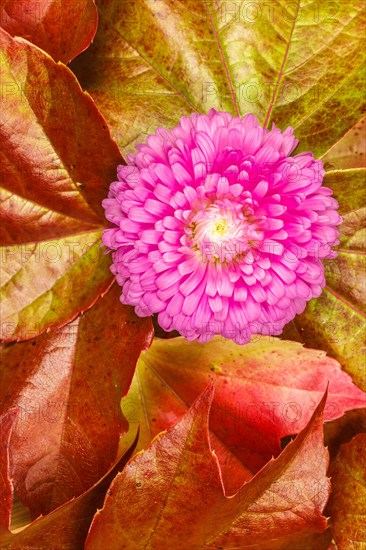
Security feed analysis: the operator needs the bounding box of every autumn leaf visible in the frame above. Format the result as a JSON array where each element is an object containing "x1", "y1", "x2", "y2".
[
  {"x1": 327, "y1": 433, "x2": 366, "y2": 548},
  {"x1": 0, "y1": 412, "x2": 139, "y2": 550},
  {"x1": 0, "y1": 0, "x2": 98, "y2": 63},
  {"x1": 0, "y1": 28, "x2": 124, "y2": 342},
  {"x1": 86, "y1": 384, "x2": 331, "y2": 550},
  {"x1": 122, "y1": 336, "x2": 365, "y2": 476},
  {"x1": 71, "y1": 0, "x2": 365, "y2": 157},
  {"x1": 0, "y1": 284, "x2": 153, "y2": 518},
  {"x1": 70, "y1": 0, "x2": 366, "y2": 389},
  {"x1": 283, "y1": 116, "x2": 366, "y2": 391},
  {"x1": 0, "y1": 2, "x2": 365, "y2": 546}
]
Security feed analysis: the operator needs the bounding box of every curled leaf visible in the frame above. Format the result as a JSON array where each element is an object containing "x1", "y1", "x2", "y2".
[{"x1": 0, "y1": 425, "x2": 139, "y2": 549}]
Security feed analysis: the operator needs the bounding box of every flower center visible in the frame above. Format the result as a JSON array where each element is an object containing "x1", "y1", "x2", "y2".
[
  {"x1": 212, "y1": 220, "x2": 226, "y2": 237},
  {"x1": 187, "y1": 201, "x2": 263, "y2": 263}
]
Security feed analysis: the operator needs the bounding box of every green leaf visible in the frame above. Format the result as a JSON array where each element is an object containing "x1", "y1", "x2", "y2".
[
  {"x1": 1, "y1": 231, "x2": 113, "y2": 341},
  {"x1": 328, "y1": 434, "x2": 366, "y2": 548},
  {"x1": 72, "y1": 0, "x2": 366, "y2": 157},
  {"x1": 285, "y1": 146, "x2": 366, "y2": 391}
]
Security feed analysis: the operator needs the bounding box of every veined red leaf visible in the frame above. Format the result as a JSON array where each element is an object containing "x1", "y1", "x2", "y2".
[
  {"x1": 0, "y1": 0, "x2": 98, "y2": 63},
  {"x1": 0, "y1": 28, "x2": 123, "y2": 341},
  {"x1": 0, "y1": 284, "x2": 153, "y2": 518},
  {"x1": 86, "y1": 385, "x2": 331, "y2": 549},
  {"x1": 123, "y1": 336, "x2": 365, "y2": 475}
]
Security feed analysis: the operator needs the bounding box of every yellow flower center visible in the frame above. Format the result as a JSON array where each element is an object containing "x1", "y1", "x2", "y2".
[{"x1": 212, "y1": 220, "x2": 226, "y2": 237}]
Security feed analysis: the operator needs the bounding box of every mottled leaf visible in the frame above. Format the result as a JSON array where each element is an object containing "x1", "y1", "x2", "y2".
[
  {"x1": 0, "y1": 0, "x2": 98, "y2": 63},
  {"x1": 0, "y1": 284, "x2": 153, "y2": 518},
  {"x1": 123, "y1": 336, "x2": 365, "y2": 476},
  {"x1": 328, "y1": 434, "x2": 366, "y2": 549},
  {"x1": 0, "y1": 28, "x2": 123, "y2": 341},
  {"x1": 69, "y1": 1, "x2": 366, "y2": 390},
  {"x1": 71, "y1": 0, "x2": 365, "y2": 157},
  {"x1": 288, "y1": 128, "x2": 366, "y2": 390},
  {"x1": 86, "y1": 385, "x2": 330, "y2": 550}
]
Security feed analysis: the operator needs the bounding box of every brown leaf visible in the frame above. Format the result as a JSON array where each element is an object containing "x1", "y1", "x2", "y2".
[
  {"x1": 86, "y1": 385, "x2": 330, "y2": 549},
  {"x1": 0, "y1": 284, "x2": 153, "y2": 518},
  {"x1": 0, "y1": 28, "x2": 123, "y2": 341},
  {"x1": 0, "y1": 0, "x2": 98, "y2": 63}
]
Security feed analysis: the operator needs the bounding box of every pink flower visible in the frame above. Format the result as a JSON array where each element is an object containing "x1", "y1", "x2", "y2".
[{"x1": 103, "y1": 110, "x2": 341, "y2": 343}]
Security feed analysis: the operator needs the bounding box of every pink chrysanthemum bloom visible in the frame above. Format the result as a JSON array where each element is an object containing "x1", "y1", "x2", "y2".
[{"x1": 103, "y1": 110, "x2": 341, "y2": 344}]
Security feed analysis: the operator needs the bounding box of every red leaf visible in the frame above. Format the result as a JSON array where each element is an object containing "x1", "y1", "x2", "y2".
[
  {"x1": 128, "y1": 337, "x2": 366, "y2": 474},
  {"x1": 86, "y1": 385, "x2": 331, "y2": 549},
  {"x1": 0, "y1": 28, "x2": 123, "y2": 341},
  {"x1": 0, "y1": 409, "x2": 17, "y2": 533},
  {"x1": 0, "y1": 284, "x2": 153, "y2": 518},
  {"x1": 0, "y1": 0, "x2": 98, "y2": 63},
  {"x1": 0, "y1": 427, "x2": 138, "y2": 549}
]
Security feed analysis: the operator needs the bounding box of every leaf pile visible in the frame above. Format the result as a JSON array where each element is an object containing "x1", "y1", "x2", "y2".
[{"x1": 0, "y1": 0, "x2": 365, "y2": 548}]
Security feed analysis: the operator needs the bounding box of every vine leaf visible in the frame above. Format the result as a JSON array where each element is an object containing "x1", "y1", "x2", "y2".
[
  {"x1": 0, "y1": 409, "x2": 16, "y2": 534},
  {"x1": 122, "y1": 336, "x2": 365, "y2": 477},
  {"x1": 0, "y1": 284, "x2": 153, "y2": 518},
  {"x1": 0, "y1": 28, "x2": 123, "y2": 341},
  {"x1": 86, "y1": 385, "x2": 331, "y2": 550},
  {"x1": 0, "y1": 0, "x2": 98, "y2": 63},
  {"x1": 72, "y1": 0, "x2": 365, "y2": 157},
  {"x1": 0, "y1": 410, "x2": 139, "y2": 550}
]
